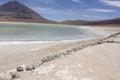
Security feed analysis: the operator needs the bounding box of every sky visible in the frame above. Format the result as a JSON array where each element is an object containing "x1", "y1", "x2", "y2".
[{"x1": 0, "y1": 0, "x2": 120, "y2": 21}]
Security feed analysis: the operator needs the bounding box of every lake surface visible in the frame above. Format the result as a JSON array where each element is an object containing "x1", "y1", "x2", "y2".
[{"x1": 0, "y1": 23, "x2": 108, "y2": 41}]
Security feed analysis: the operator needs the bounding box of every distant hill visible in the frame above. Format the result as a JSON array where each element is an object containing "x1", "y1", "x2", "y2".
[
  {"x1": 0, "y1": 1, "x2": 55, "y2": 23},
  {"x1": 0, "y1": 1, "x2": 119, "y2": 26},
  {"x1": 61, "y1": 18, "x2": 120, "y2": 26}
]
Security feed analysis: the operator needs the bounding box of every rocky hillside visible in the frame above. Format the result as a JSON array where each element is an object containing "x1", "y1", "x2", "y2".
[{"x1": 0, "y1": 1, "x2": 55, "y2": 23}]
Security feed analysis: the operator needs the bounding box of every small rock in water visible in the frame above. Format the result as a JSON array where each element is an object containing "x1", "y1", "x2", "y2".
[
  {"x1": 26, "y1": 63, "x2": 40, "y2": 71},
  {"x1": 16, "y1": 66, "x2": 24, "y2": 72},
  {"x1": 10, "y1": 71, "x2": 20, "y2": 79}
]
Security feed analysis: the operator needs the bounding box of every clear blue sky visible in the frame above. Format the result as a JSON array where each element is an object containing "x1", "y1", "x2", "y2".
[{"x1": 0, "y1": 0, "x2": 120, "y2": 21}]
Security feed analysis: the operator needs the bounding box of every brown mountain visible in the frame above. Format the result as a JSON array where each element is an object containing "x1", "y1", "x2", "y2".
[
  {"x1": 0, "y1": 1, "x2": 119, "y2": 26},
  {"x1": 0, "y1": 1, "x2": 55, "y2": 23},
  {"x1": 61, "y1": 18, "x2": 120, "y2": 26}
]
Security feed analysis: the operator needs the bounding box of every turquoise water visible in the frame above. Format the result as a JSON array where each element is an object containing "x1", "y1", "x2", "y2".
[{"x1": 0, "y1": 23, "x2": 107, "y2": 41}]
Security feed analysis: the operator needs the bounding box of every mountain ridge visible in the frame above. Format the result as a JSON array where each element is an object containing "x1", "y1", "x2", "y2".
[
  {"x1": 61, "y1": 18, "x2": 120, "y2": 26},
  {"x1": 0, "y1": 1, "x2": 120, "y2": 26}
]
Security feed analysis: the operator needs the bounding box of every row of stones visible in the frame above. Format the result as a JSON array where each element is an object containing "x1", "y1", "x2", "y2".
[
  {"x1": 11, "y1": 38, "x2": 119, "y2": 79},
  {"x1": 41, "y1": 34, "x2": 120, "y2": 64}
]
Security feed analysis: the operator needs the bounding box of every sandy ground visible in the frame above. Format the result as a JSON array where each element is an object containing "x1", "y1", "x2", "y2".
[
  {"x1": 9, "y1": 30, "x2": 120, "y2": 80},
  {"x1": 0, "y1": 40, "x2": 99, "y2": 73},
  {"x1": 89, "y1": 26, "x2": 120, "y2": 34},
  {"x1": 15, "y1": 43, "x2": 120, "y2": 80},
  {"x1": 0, "y1": 41, "x2": 64, "y2": 73},
  {"x1": 0, "y1": 25, "x2": 119, "y2": 76}
]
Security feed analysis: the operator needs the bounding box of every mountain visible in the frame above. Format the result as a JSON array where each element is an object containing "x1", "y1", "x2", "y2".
[
  {"x1": 0, "y1": 1, "x2": 54, "y2": 23},
  {"x1": 61, "y1": 18, "x2": 120, "y2": 26},
  {"x1": 0, "y1": 1, "x2": 119, "y2": 25}
]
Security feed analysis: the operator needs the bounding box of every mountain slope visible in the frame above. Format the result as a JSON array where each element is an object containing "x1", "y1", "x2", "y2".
[
  {"x1": 0, "y1": 1, "x2": 54, "y2": 23},
  {"x1": 61, "y1": 18, "x2": 120, "y2": 26}
]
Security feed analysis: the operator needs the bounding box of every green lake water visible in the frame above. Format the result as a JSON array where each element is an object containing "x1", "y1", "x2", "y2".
[{"x1": 0, "y1": 23, "x2": 109, "y2": 41}]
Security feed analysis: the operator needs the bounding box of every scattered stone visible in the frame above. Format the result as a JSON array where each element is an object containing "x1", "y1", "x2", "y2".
[
  {"x1": 47, "y1": 56, "x2": 54, "y2": 61},
  {"x1": 10, "y1": 71, "x2": 20, "y2": 79},
  {"x1": 41, "y1": 53, "x2": 63, "y2": 63},
  {"x1": 62, "y1": 52, "x2": 67, "y2": 56},
  {"x1": 97, "y1": 42, "x2": 102, "y2": 44},
  {"x1": 41, "y1": 57, "x2": 48, "y2": 63},
  {"x1": 66, "y1": 50, "x2": 73, "y2": 52},
  {"x1": 16, "y1": 66, "x2": 24, "y2": 72},
  {"x1": 66, "y1": 52, "x2": 71, "y2": 55},
  {"x1": 53, "y1": 54, "x2": 60, "y2": 59},
  {"x1": 26, "y1": 63, "x2": 40, "y2": 71}
]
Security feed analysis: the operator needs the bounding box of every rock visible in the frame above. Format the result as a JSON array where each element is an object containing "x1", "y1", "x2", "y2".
[
  {"x1": 41, "y1": 57, "x2": 48, "y2": 63},
  {"x1": 57, "y1": 53, "x2": 63, "y2": 58},
  {"x1": 53, "y1": 54, "x2": 60, "y2": 59},
  {"x1": 66, "y1": 50, "x2": 73, "y2": 53},
  {"x1": 16, "y1": 66, "x2": 24, "y2": 72},
  {"x1": 61, "y1": 52, "x2": 67, "y2": 56},
  {"x1": 41, "y1": 54, "x2": 59, "y2": 63},
  {"x1": 97, "y1": 42, "x2": 102, "y2": 44},
  {"x1": 66, "y1": 52, "x2": 71, "y2": 55},
  {"x1": 0, "y1": 72, "x2": 12, "y2": 80},
  {"x1": 47, "y1": 56, "x2": 54, "y2": 61},
  {"x1": 72, "y1": 48, "x2": 80, "y2": 52},
  {"x1": 26, "y1": 63, "x2": 40, "y2": 71},
  {"x1": 10, "y1": 71, "x2": 20, "y2": 79}
]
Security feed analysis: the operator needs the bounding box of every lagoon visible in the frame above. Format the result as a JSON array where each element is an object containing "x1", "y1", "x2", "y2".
[{"x1": 0, "y1": 22, "x2": 108, "y2": 41}]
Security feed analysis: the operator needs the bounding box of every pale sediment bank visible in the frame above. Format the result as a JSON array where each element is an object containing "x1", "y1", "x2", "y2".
[
  {"x1": 0, "y1": 32, "x2": 120, "y2": 80},
  {"x1": 86, "y1": 26, "x2": 120, "y2": 34}
]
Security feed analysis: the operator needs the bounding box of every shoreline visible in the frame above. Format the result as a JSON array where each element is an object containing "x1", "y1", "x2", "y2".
[
  {"x1": 0, "y1": 22, "x2": 120, "y2": 78},
  {"x1": 0, "y1": 37, "x2": 104, "y2": 73},
  {"x1": 0, "y1": 32, "x2": 120, "y2": 80}
]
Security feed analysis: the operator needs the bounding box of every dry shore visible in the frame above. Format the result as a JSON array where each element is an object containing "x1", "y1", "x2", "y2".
[
  {"x1": 88, "y1": 26, "x2": 120, "y2": 34},
  {"x1": 0, "y1": 25, "x2": 120, "y2": 80}
]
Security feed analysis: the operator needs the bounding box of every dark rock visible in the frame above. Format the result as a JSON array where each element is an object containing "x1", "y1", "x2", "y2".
[
  {"x1": 66, "y1": 52, "x2": 71, "y2": 55},
  {"x1": 43, "y1": 56, "x2": 53, "y2": 62},
  {"x1": 61, "y1": 52, "x2": 67, "y2": 56},
  {"x1": 41, "y1": 57, "x2": 48, "y2": 63},
  {"x1": 53, "y1": 54, "x2": 60, "y2": 59},
  {"x1": 16, "y1": 66, "x2": 24, "y2": 72},
  {"x1": 47, "y1": 56, "x2": 54, "y2": 61},
  {"x1": 97, "y1": 42, "x2": 102, "y2": 44},
  {"x1": 66, "y1": 50, "x2": 73, "y2": 53}
]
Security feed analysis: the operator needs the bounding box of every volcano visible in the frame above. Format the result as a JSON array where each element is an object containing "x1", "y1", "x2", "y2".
[{"x1": 0, "y1": 1, "x2": 54, "y2": 23}]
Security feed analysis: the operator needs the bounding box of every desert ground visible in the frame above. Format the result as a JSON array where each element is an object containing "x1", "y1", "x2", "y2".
[{"x1": 0, "y1": 25, "x2": 120, "y2": 80}]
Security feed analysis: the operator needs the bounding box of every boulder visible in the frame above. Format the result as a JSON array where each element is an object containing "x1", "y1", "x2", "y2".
[
  {"x1": 97, "y1": 42, "x2": 102, "y2": 44},
  {"x1": 66, "y1": 50, "x2": 73, "y2": 53},
  {"x1": 41, "y1": 57, "x2": 50, "y2": 63},
  {"x1": 62, "y1": 52, "x2": 67, "y2": 56},
  {"x1": 16, "y1": 66, "x2": 24, "y2": 72},
  {"x1": 53, "y1": 54, "x2": 61, "y2": 59},
  {"x1": 26, "y1": 63, "x2": 40, "y2": 71}
]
